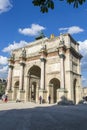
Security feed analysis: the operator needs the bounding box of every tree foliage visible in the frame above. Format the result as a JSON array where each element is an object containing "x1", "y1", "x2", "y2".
[
  {"x1": 0, "y1": 84, "x2": 5, "y2": 97},
  {"x1": 32, "y1": 0, "x2": 86, "y2": 13}
]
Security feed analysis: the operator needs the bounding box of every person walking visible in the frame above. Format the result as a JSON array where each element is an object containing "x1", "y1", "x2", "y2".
[
  {"x1": 5, "y1": 95, "x2": 8, "y2": 102},
  {"x1": 48, "y1": 95, "x2": 51, "y2": 104},
  {"x1": 39, "y1": 96, "x2": 42, "y2": 104}
]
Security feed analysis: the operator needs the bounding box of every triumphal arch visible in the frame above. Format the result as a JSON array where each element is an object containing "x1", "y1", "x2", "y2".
[{"x1": 6, "y1": 33, "x2": 82, "y2": 104}]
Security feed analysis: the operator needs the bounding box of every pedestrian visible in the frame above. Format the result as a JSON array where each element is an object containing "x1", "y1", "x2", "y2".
[
  {"x1": 48, "y1": 95, "x2": 51, "y2": 104},
  {"x1": 5, "y1": 95, "x2": 8, "y2": 102},
  {"x1": 39, "y1": 96, "x2": 42, "y2": 104},
  {"x1": 2, "y1": 94, "x2": 8, "y2": 102}
]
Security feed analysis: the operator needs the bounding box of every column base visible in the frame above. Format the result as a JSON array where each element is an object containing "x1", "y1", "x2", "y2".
[
  {"x1": 39, "y1": 89, "x2": 47, "y2": 103},
  {"x1": 6, "y1": 89, "x2": 13, "y2": 101},
  {"x1": 57, "y1": 88, "x2": 74, "y2": 105},
  {"x1": 17, "y1": 90, "x2": 25, "y2": 101},
  {"x1": 57, "y1": 88, "x2": 68, "y2": 102}
]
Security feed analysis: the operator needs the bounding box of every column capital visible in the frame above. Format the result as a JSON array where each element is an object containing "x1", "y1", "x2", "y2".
[
  {"x1": 8, "y1": 64, "x2": 14, "y2": 69},
  {"x1": 59, "y1": 54, "x2": 65, "y2": 59},
  {"x1": 57, "y1": 45, "x2": 66, "y2": 54},
  {"x1": 58, "y1": 44, "x2": 66, "y2": 49},
  {"x1": 19, "y1": 61, "x2": 26, "y2": 66},
  {"x1": 8, "y1": 58, "x2": 15, "y2": 65},
  {"x1": 40, "y1": 57, "x2": 46, "y2": 62},
  {"x1": 8, "y1": 57, "x2": 14, "y2": 61},
  {"x1": 39, "y1": 45, "x2": 47, "y2": 57},
  {"x1": 19, "y1": 56, "x2": 26, "y2": 61}
]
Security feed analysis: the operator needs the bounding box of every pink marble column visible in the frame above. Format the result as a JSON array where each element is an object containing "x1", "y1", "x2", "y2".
[
  {"x1": 19, "y1": 62, "x2": 25, "y2": 90},
  {"x1": 7, "y1": 65, "x2": 13, "y2": 91},
  {"x1": 60, "y1": 54, "x2": 65, "y2": 89},
  {"x1": 40, "y1": 57, "x2": 46, "y2": 90}
]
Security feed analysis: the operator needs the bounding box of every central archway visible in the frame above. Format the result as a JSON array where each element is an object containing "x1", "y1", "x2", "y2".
[
  {"x1": 28, "y1": 65, "x2": 41, "y2": 102},
  {"x1": 49, "y1": 78, "x2": 60, "y2": 103}
]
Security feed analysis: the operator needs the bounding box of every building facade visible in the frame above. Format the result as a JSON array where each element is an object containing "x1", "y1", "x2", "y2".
[{"x1": 6, "y1": 33, "x2": 82, "y2": 104}]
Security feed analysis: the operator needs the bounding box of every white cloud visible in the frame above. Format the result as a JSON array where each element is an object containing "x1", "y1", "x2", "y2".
[
  {"x1": 79, "y1": 40, "x2": 87, "y2": 71},
  {"x1": 78, "y1": 40, "x2": 87, "y2": 87},
  {"x1": 79, "y1": 40, "x2": 87, "y2": 56},
  {"x1": 59, "y1": 27, "x2": 68, "y2": 31},
  {"x1": 0, "y1": 55, "x2": 8, "y2": 65},
  {"x1": 0, "y1": 56, "x2": 8, "y2": 78},
  {"x1": 0, "y1": 65, "x2": 8, "y2": 73},
  {"x1": 0, "y1": 65, "x2": 8, "y2": 79},
  {"x1": 2, "y1": 40, "x2": 28, "y2": 53},
  {"x1": 0, "y1": 0, "x2": 12, "y2": 14},
  {"x1": 82, "y1": 75, "x2": 87, "y2": 87},
  {"x1": 82, "y1": 76, "x2": 86, "y2": 81},
  {"x1": 59, "y1": 26, "x2": 84, "y2": 34},
  {"x1": 19, "y1": 24, "x2": 46, "y2": 36}
]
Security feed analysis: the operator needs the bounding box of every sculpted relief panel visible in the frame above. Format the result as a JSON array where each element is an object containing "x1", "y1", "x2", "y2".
[
  {"x1": 27, "y1": 45, "x2": 41, "y2": 54},
  {"x1": 47, "y1": 63, "x2": 60, "y2": 73},
  {"x1": 72, "y1": 64, "x2": 77, "y2": 73},
  {"x1": 13, "y1": 70, "x2": 20, "y2": 76}
]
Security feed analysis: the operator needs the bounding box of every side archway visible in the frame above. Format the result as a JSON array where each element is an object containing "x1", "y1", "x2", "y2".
[
  {"x1": 28, "y1": 65, "x2": 41, "y2": 102},
  {"x1": 14, "y1": 81, "x2": 19, "y2": 100},
  {"x1": 49, "y1": 78, "x2": 60, "y2": 103}
]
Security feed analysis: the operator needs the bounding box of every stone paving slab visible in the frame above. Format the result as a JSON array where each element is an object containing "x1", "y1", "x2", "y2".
[
  {"x1": 0, "y1": 100, "x2": 53, "y2": 111},
  {"x1": 0, "y1": 102, "x2": 87, "y2": 130}
]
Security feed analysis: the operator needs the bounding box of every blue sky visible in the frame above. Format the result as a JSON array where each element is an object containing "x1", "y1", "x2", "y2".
[{"x1": 0, "y1": 0, "x2": 87, "y2": 87}]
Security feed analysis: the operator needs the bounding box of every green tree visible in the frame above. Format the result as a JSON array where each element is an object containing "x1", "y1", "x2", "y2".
[
  {"x1": 0, "y1": 84, "x2": 5, "y2": 97},
  {"x1": 32, "y1": 0, "x2": 86, "y2": 13}
]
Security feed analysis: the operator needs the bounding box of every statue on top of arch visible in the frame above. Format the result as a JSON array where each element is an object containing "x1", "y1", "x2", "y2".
[
  {"x1": 59, "y1": 33, "x2": 65, "y2": 45},
  {"x1": 21, "y1": 48, "x2": 26, "y2": 58},
  {"x1": 9, "y1": 51, "x2": 15, "y2": 60}
]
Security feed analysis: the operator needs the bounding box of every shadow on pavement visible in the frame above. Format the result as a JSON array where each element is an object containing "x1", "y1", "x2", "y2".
[{"x1": 0, "y1": 104, "x2": 87, "y2": 130}]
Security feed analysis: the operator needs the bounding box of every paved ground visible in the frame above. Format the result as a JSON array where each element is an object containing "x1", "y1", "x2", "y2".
[{"x1": 0, "y1": 101, "x2": 87, "y2": 130}]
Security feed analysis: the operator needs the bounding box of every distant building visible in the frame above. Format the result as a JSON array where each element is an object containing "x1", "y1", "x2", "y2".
[{"x1": 6, "y1": 33, "x2": 82, "y2": 104}]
